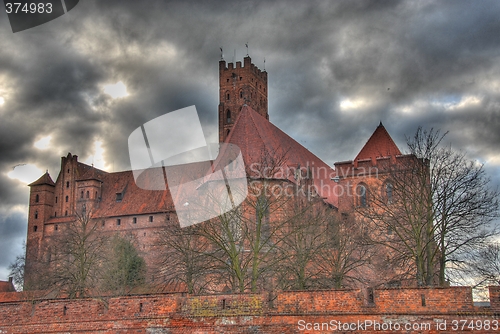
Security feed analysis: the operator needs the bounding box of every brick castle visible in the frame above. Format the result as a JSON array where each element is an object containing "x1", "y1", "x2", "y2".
[
  {"x1": 0, "y1": 55, "x2": 496, "y2": 333},
  {"x1": 24, "y1": 56, "x2": 412, "y2": 290}
]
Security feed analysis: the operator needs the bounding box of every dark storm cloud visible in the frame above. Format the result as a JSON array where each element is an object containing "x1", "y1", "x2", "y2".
[{"x1": 1, "y1": 0, "x2": 500, "y2": 278}]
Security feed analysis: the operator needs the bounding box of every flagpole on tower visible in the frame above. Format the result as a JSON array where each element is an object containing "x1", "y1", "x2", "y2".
[{"x1": 245, "y1": 42, "x2": 249, "y2": 56}]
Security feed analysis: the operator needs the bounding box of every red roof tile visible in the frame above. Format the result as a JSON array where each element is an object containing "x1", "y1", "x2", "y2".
[
  {"x1": 218, "y1": 105, "x2": 338, "y2": 207},
  {"x1": 92, "y1": 169, "x2": 174, "y2": 218},
  {"x1": 28, "y1": 172, "x2": 55, "y2": 187},
  {"x1": 0, "y1": 280, "x2": 15, "y2": 292},
  {"x1": 355, "y1": 122, "x2": 401, "y2": 161}
]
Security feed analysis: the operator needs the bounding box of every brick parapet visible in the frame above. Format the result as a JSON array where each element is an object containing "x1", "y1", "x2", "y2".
[{"x1": 0, "y1": 287, "x2": 498, "y2": 333}]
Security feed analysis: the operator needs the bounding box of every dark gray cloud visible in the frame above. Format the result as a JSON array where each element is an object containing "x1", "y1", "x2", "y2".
[{"x1": 1, "y1": 0, "x2": 500, "y2": 279}]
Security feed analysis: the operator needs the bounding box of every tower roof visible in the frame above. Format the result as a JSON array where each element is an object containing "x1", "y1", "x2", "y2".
[
  {"x1": 355, "y1": 122, "x2": 401, "y2": 161},
  {"x1": 28, "y1": 172, "x2": 55, "y2": 187},
  {"x1": 216, "y1": 105, "x2": 338, "y2": 207}
]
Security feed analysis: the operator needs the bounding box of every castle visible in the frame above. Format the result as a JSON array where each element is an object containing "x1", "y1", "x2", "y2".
[{"x1": 24, "y1": 56, "x2": 411, "y2": 290}]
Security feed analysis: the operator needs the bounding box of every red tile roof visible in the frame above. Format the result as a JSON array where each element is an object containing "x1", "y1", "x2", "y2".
[
  {"x1": 28, "y1": 172, "x2": 55, "y2": 187},
  {"x1": 355, "y1": 122, "x2": 401, "y2": 161},
  {"x1": 0, "y1": 280, "x2": 15, "y2": 292},
  {"x1": 219, "y1": 105, "x2": 338, "y2": 207},
  {"x1": 92, "y1": 169, "x2": 175, "y2": 218}
]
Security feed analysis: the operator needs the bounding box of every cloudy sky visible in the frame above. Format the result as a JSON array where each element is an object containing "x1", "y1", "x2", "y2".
[{"x1": 1, "y1": 0, "x2": 500, "y2": 280}]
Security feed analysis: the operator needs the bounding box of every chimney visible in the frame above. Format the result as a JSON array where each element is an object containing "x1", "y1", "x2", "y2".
[{"x1": 8, "y1": 277, "x2": 13, "y2": 283}]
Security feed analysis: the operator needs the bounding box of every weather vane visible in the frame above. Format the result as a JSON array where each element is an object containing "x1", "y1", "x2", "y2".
[{"x1": 245, "y1": 43, "x2": 249, "y2": 56}]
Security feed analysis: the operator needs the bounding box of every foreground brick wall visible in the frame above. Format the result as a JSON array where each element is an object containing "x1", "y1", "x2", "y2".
[{"x1": 0, "y1": 287, "x2": 498, "y2": 333}]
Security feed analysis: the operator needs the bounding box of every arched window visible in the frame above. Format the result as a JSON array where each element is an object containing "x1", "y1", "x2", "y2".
[
  {"x1": 226, "y1": 109, "x2": 231, "y2": 123},
  {"x1": 239, "y1": 90, "x2": 243, "y2": 98},
  {"x1": 81, "y1": 191, "x2": 84, "y2": 199},
  {"x1": 34, "y1": 211, "x2": 38, "y2": 219},
  {"x1": 357, "y1": 184, "x2": 368, "y2": 207},
  {"x1": 65, "y1": 210, "x2": 68, "y2": 216},
  {"x1": 226, "y1": 92, "x2": 230, "y2": 100},
  {"x1": 66, "y1": 181, "x2": 69, "y2": 188},
  {"x1": 35, "y1": 194, "x2": 39, "y2": 203},
  {"x1": 65, "y1": 195, "x2": 69, "y2": 203},
  {"x1": 385, "y1": 182, "x2": 393, "y2": 204}
]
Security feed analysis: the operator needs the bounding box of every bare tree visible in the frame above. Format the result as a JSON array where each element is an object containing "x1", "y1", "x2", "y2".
[
  {"x1": 156, "y1": 222, "x2": 214, "y2": 294},
  {"x1": 357, "y1": 127, "x2": 499, "y2": 286},
  {"x1": 48, "y1": 210, "x2": 108, "y2": 298},
  {"x1": 8, "y1": 246, "x2": 25, "y2": 291}
]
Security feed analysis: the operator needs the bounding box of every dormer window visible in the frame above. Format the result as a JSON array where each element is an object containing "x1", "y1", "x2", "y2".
[{"x1": 116, "y1": 193, "x2": 123, "y2": 202}]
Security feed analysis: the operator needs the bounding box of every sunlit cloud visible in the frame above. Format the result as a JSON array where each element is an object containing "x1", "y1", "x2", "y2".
[
  {"x1": 33, "y1": 135, "x2": 52, "y2": 150},
  {"x1": 103, "y1": 81, "x2": 129, "y2": 99},
  {"x1": 0, "y1": 97, "x2": 4, "y2": 105},
  {"x1": 7, "y1": 164, "x2": 44, "y2": 184},
  {"x1": 445, "y1": 95, "x2": 481, "y2": 111},
  {"x1": 339, "y1": 98, "x2": 369, "y2": 111},
  {"x1": 83, "y1": 140, "x2": 107, "y2": 170}
]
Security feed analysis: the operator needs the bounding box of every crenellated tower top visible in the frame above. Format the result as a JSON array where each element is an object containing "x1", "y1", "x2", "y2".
[{"x1": 218, "y1": 56, "x2": 268, "y2": 142}]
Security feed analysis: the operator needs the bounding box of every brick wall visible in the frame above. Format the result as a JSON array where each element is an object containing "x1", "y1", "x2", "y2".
[{"x1": 0, "y1": 287, "x2": 498, "y2": 333}]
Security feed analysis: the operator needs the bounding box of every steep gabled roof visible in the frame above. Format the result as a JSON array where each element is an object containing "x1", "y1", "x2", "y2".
[
  {"x1": 217, "y1": 105, "x2": 338, "y2": 207},
  {"x1": 355, "y1": 122, "x2": 401, "y2": 161},
  {"x1": 28, "y1": 172, "x2": 55, "y2": 187}
]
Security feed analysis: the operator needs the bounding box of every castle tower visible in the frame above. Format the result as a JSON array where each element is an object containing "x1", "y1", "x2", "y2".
[
  {"x1": 218, "y1": 56, "x2": 268, "y2": 142},
  {"x1": 75, "y1": 166, "x2": 102, "y2": 215},
  {"x1": 55, "y1": 153, "x2": 79, "y2": 218},
  {"x1": 26, "y1": 172, "x2": 55, "y2": 286}
]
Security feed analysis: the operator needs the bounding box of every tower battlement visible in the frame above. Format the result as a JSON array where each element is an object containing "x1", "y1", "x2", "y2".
[{"x1": 218, "y1": 56, "x2": 268, "y2": 142}]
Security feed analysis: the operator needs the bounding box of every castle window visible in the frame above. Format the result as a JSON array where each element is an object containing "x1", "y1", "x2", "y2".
[
  {"x1": 226, "y1": 93, "x2": 230, "y2": 100},
  {"x1": 166, "y1": 214, "x2": 170, "y2": 221},
  {"x1": 226, "y1": 109, "x2": 231, "y2": 123},
  {"x1": 357, "y1": 184, "x2": 368, "y2": 207},
  {"x1": 239, "y1": 91, "x2": 243, "y2": 98},
  {"x1": 66, "y1": 181, "x2": 69, "y2": 188},
  {"x1": 35, "y1": 194, "x2": 39, "y2": 203},
  {"x1": 227, "y1": 78, "x2": 229, "y2": 83},
  {"x1": 34, "y1": 225, "x2": 38, "y2": 232},
  {"x1": 81, "y1": 191, "x2": 84, "y2": 199},
  {"x1": 67, "y1": 169, "x2": 70, "y2": 173},
  {"x1": 34, "y1": 211, "x2": 38, "y2": 219},
  {"x1": 116, "y1": 193, "x2": 123, "y2": 202},
  {"x1": 133, "y1": 217, "x2": 137, "y2": 224},
  {"x1": 117, "y1": 219, "x2": 121, "y2": 226},
  {"x1": 54, "y1": 212, "x2": 57, "y2": 217},
  {"x1": 149, "y1": 216, "x2": 153, "y2": 222},
  {"x1": 385, "y1": 182, "x2": 393, "y2": 204},
  {"x1": 65, "y1": 210, "x2": 68, "y2": 216},
  {"x1": 65, "y1": 196, "x2": 69, "y2": 202},
  {"x1": 86, "y1": 191, "x2": 89, "y2": 199},
  {"x1": 239, "y1": 76, "x2": 242, "y2": 81},
  {"x1": 55, "y1": 196, "x2": 58, "y2": 203},
  {"x1": 55, "y1": 224, "x2": 58, "y2": 231}
]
